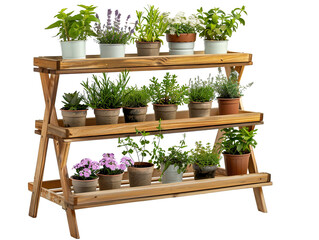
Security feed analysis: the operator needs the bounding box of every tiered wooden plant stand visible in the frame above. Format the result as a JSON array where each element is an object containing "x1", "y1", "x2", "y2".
[{"x1": 29, "y1": 51, "x2": 272, "y2": 239}]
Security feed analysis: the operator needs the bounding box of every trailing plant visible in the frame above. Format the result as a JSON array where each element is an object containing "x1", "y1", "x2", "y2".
[
  {"x1": 214, "y1": 67, "x2": 253, "y2": 98},
  {"x1": 148, "y1": 72, "x2": 188, "y2": 105},
  {"x1": 122, "y1": 86, "x2": 151, "y2": 108},
  {"x1": 61, "y1": 91, "x2": 88, "y2": 110},
  {"x1": 188, "y1": 75, "x2": 215, "y2": 102},
  {"x1": 94, "y1": 9, "x2": 137, "y2": 44},
  {"x1": 165, "y1": 12, "x2": 201, "y2": 36},
  {"x1": 45, "y1": 5, "x2": 99, "y2": 41},
  {"x1": 197, "y1": 6, "x2": 247, "y2": 40},
  {"x1": 134, "y1": 5, "x2": 169, "y2": 43},
  {"x1": 99, "y1": 153, "x2": 133, "y2": 175},
  {"x1": 72, "y1": 158, "x2": 99, "y2": 180},
  {"x1": 217, "y1": 127, "x2": 257, "y2": 155},
  {"x1": 189, "y1": 141, "x2": 221, "y2": 167},
  {"x1": 81, "y1": 70, "x2": 130, "y2": 109}
]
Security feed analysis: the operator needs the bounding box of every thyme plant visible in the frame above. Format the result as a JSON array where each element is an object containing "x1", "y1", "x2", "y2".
[
  {"x1": 188, "y1": 75, "x2": 215, "y2": 102},
  {"x1": 189, "y1": 141, "x2": 221, "y2": 167},
  {"x1": 122, "y1": 86, "x2": 151, "y2": 108}
]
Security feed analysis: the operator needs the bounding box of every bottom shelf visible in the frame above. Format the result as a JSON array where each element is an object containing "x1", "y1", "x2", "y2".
[{"x1": 28, "y1": 168, "x2": 272, "y2": 210}]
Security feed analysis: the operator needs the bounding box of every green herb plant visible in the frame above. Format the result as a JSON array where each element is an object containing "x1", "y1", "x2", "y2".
[
  {"x1": 61, "y1": 91, "x2": 88, "y2": 110},
  {"x1": 122, "y1": 86, "x2": 151, "y2": 108},
  {"x1": 165, "y1": 12, "x2": 202, "y2": 36},
  {"x1": 197, "y1": 6, "x2": 247, "y2": 40},
  {"x1": 148, "y1": 73, "x2": 189, "y2": 105},
  {"x1": 45, "y1": 5, "x2": 99, "y2": 41},
  {"x1": 217, "y1": 127, "x2": 257, "y2": 155},
  {"x1": 81, "y1": 70, "x2": 130, "y2": 109},
  {"x1": 189, "y1": 141, "x2": 221, "y2": 167},
  {"x1": 188, "y1": 75, "x2": 215, "y2": 102}
]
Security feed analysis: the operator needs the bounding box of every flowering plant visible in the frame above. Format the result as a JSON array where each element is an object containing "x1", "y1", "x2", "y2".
[
  {"x1": 99, "y1": 153, "x2": 134, "y2": 175},
  {"x1": 165, "y1": 12, "x2": 201, "y2": 36},
  {"x1": 94, "y1": 9, "x2": 137, "y2": 44},
  {"x1": 72, "y1": 158, "x2": 99, "y2": 180}
]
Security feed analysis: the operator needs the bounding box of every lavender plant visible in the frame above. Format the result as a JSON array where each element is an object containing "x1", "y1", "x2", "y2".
[
  {"x1": 99, "y1": 153, "x2": 133, "y2": 175},
  {"x1": 94, "y1": 9, "x2": 137, "y2": 44},
  {"x1": 72, "y1": 158, "x2": 99, "y2": 180}
]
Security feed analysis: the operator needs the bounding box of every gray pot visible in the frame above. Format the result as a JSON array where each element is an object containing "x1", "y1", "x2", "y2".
[
  {"x1": 99, "y1": 44, "x2": 125, "y2": 58},
  {"x1": 60, "y1": 40, "x2": 86, "y2": 59},
  {"x1": 153, "y1": 104, "x2": 178, "y2": 120},
  {"x1": 204, "y1": 40, "x2": 228, "y2": 54},
  {"x1": 168, "y1": 42, "x2": 195, "y2": 55},
  {"x1": 161, "y1": 164, "x2": 183, "y2": 184},
  {"x1": 123, "y1": 107, "x2": 148, "y2": 123},
  {"x1": 128, "y1": 162, "x2": 154, "y2": 187},
  {"x1": 193, "y1": 164, "x2": 218, "y2": 180},
  {"x1": 98, "y1": 173, "x2": 123, "y2": 190},
  {"x1": 136, "y1": 41, "x2": 161, "y2": 56},
  {"x1": 188, "y1": 101, "x2": 212, "y2": 118},
  {"x1": 71, "y1": 177, "x2": 98, "y2": 193},
  {"x1": 94, "y1": 108, "x2": 120, "y2": 125},
  {"x1": 61, "y1": 109, "x2": 87, "y2": 127}
]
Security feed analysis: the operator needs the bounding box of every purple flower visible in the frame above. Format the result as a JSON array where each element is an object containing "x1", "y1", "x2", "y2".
[{"x1": 119, "y1": 163, "x2": 126, "y2": 171}]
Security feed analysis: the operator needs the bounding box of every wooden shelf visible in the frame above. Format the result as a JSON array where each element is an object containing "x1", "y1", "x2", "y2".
[
  {"x1": 28, "y1": 168, "x2": 272, "y2": 210},
  {"x1": 35, "y1": 108, "x2": 263, "y2": 141},
  {"x1": 34, "y1": 51, "x2": 252, "y2": 74}
]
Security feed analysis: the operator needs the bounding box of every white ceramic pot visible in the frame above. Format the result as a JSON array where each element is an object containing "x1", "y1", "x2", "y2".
[
  {"x1": 204, "y1": 40, "x2": 228, "y2": 54},
  {"x1": 168, "y1": 42, "x2": 195, "y2": 55},
  {"x1": 60, "y1": 40, "x2": 86, "y2": 59},
  {"x1": 99, "y1": 44, "x2": 126, "y2": 58},
  {"x1": 161, "y1": 164, "x2": 183, "y2": 184}
]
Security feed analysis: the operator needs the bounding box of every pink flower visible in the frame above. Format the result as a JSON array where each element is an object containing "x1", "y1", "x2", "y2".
[{"x1": 119, "y1": 163, "x2": 126, "y2": 171}]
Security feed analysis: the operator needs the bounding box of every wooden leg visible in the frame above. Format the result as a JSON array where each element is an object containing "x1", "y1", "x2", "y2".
[{"x1": 66, "y1": 208, "x2": 80, "y2": 239}]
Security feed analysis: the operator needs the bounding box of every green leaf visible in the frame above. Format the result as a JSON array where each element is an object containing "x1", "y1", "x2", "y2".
[{"x1": 45, "y1": 20, "x2": 62, "y2": 29}]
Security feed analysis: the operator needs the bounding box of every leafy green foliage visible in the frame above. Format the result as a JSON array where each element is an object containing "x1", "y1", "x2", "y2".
[
  {"x1": 197, "y1": 6, "x2": 247, "y2": 40},
  {"x1": 217, "y1": 127, "x2": 257, "y2": 155},
  {"x1": 214, "y1": 68, "x2": 253, "y2": 98},
  {"x1": 45, "y1": 5, "x2": 99, "y2": 41},
  {"x1": 189, "y1": 141, "x2": 221, "y2": 167},
  {"x1": 122, "y1": 86, "x2": 151, "y2": 108},
  {"x1": 134, "y1": 5, "x2": 169, "y2": 43},
  {"x1": 61, "y1": 91, "x2": 88, "y2": 110},
  {"x1": 188, "y1": 75, "x2": 215, "y2": 102},
  {"x1": 148, "y1": 73, "x2": 188, "y2": 105},
  {"x1": 81, "y1": 70, "x2": 130, "y2": 109}
]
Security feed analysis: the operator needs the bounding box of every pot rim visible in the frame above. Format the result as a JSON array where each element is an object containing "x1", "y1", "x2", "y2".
[
  {"x1": 188, "y1": 101, "x2": 212, "y2": 104},
  {"x1": 94, "y1": 108, "x2": 121, "y2": 110},
  {"x1": 70, "y1": 176, "x2": 99, "y2": 182},
  {"x1": 222, "y1": 152, "x2": 251, "y2": 156},
  {"x1": 129, "y1": 162, "x2": 154, "y2": 168},
  {"x1": 204, "y1": 39, "x2": 229, "y2": 42},
  {"x1": 217, "y1": 97, "x2": 240, "y2": 100},
  {"x1": 99, "y1": 43, "x2": 126, "y2": 46},
  {"x1": 123, "y1": 106, "x2": 148, "y2": 110},
  {"x1": 97, "y1": 172, "x2": 124, "y2": 177},
  {"x1": 60, "y1": 40, "x2": 86, "y2": 43},
  {"x1": 61, "y1": 109, "x2": 88, "y2": 112},
  {"x1": 152, "y1": 103, "x2": 178, "y2": 106},
  {"x1": 136, "y1": 41, "x2": 161, "y2": 44},
  {"x1": 166, "y1": 33, "x2": 196, "y2": 36}
]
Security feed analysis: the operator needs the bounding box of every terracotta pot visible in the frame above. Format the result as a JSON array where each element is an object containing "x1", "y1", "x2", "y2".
[
  {"x1": 153, "y1": 104, "x2": 178, "y2": 120},
  {"x1": 166, "y1": 33, "x2": 196, "y2": 42},
  {"x1": 94, "y1": 108, "x2": 121, "y2": 125},
  {"x1": 98, "y1": 173, "x2": 123, "y2": 190},
  {"x1": 71, "y1": 177, "x2": 98, "y2": 193},
  {"x1": 128, "y1": 162, "x2": 154, "y2": 187},
  {"x1": 217, "y1": 98, "x2": 240, "y2": 115},
  {"x1": 123, "y1": 106, "x2": 148, "y2": 123},
  {"x1": 188, "y1": 101, "x2": 212, "y2": 118},
  {"x1": 193, "y1": 164, "x2": 218, "y2": 180},
  {"x1": 223, "y1": 153, "x2": 250, "y2": 176},
  {"x1": 136, "y1": 41, "x2": 161, "y2": 56},
  {"x1": 61, "y1": 109, "x2": 87, "y2": 127}
]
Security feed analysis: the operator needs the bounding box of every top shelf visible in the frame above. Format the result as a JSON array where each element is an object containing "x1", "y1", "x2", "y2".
[{"x1": 34, "y1": 51, "x2": 252, "y2": 74}]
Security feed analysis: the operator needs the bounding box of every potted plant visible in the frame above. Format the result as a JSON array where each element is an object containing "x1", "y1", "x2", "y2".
[
  {"x1": 81, "y1": 70, "x2": 130, "y2": 125},
  {"x1": 187, "y1": 75, "x2": 215, "y2": 118},
  {"x1": 134, "y1": 5, "x2": 168, "y2": 56},
  {"x1": 148, "y1": 72, "x2": 188, "y2": 120},
  {"x1": 197, "y1": 6, "x2": 247, "y2": 54},
  {"x1": 165, "y1": 12, "x2": 201, "y2": 55},
  {"x1": 71, "y1": 158, "x2": 99, "y2": 193},
  {"x1": 94, "y1": 9, "x2": 137, "y2": 58},
  {"x1": 213, "y1": 68, "x2": 252, "y2": 115},
  {"x1": 98, "y1": 153, "x2": 133, "y2": 190},
  {"x1": 189, "y1": 141, "x2": 221, "y2": 180},
  {"x1": 60, "y1": 91, "x2": 88, "y2": 127},
  {"x1": 122, "y1": 86, "x2": 151, "y2": 123},
  {"x1": 217, "y1": 127, "x2": 257, "y2": 176},
  {"x1": 45, "y1": 5, "x2": 99, "y2": 59}
]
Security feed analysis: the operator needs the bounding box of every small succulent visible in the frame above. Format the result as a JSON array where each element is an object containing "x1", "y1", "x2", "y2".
[{"x1": 61, "y1": 91, "x2": 88, "y2": 110}]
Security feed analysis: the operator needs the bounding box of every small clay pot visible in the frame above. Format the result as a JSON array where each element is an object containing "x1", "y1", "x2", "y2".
[
  {"x1": 193, "y1": 164, "x2": 218, "y2": 180},
  {"x1": 136, "y1": 41, "x2": 161, "y2": 56},
  {"x1": 71, "y1": 177, "x2": 98, "y2": 193},
  {"x1": 128, "y1": 162, "x2": 154, "y2": 187},
  {"x1": 94, "y1": 108, "x2": 121, "y2": 125},
  {"x1": 98, "y1": 173, "x2": 123, "y2": 190},
  {"x1": 61, "y1": 109, "x2": 87, "y2": 127},
  {"x1": 123, "y1": 106, "x2": 148, "y2": 123},
  {"x1": 153, "y1": 104, "x2": 178, "y2": 120},
  {"x1": 217, "y1": 98, "x2": 240, "y2": 115},
  {"x1": 223, "y1": 153, "x2": 250, "y2": 176},
  {"x1": 188, "y1": 101, "x2": 212, "y2": 118},
  {"x1": 166, "y1": 33, "x2": 196, "y2": 42},
  {"x1": 160, "y1": 164, "x2": 183, "y2": 184}
]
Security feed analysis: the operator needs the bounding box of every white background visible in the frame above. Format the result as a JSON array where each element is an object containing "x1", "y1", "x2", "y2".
[{"x1": 1, "y1": 0, "x2": 319, "y2": 239}]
